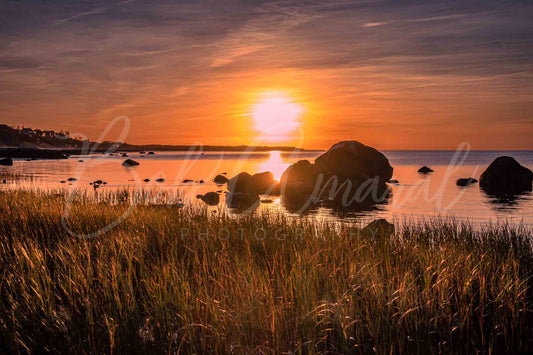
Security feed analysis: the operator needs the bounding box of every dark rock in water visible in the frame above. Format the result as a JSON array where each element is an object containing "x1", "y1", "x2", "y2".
[
  {"x1": 182, "y1": 179, "x2": 193, "y2": 183},
  {"x1": 214, "y1": 174, "x2": 229, "y2": 184},
  {"x1": 0, "y1": 157, "x2": 14, "y2": 166},
  {"x1": 103, "y1": 182, "x2": 107, "y2": 185},
  {"x1": 227, "y1": 172, "x2": 255, "y2": 193},
  {"x1": 199, "y1": 179, "x2": 205, "y2": 184},
  {"x1": 94, "y1": 180, "x2": 103, "y2": 184},
  {"x1": 121, "y1": 153, "x2": 128, "y2": 157},
  {"x1": 60, "y1": 181, "x2": 66, "y2": 184},
  {"x1": 122, "y1": 159, "x2": 140, "y2": 167},
  {"x1": 221, "y1": 172, "x2": 227, "y2": 175},
  {"x1": 251, "y1": 171, "x2": 277, "y2": 194},
  {"x1": 456, "y1": 177, "x2": 478, "y2": 186},
  {"x1": 361, "y1": 219, "x2": 395, "y2": 238},
  {"x1": 199, "y1": 192, "x2": 220, "y2": 205},
  {"x1": 143, "y1": 178, "x2": 150, "y2": 182},
  {"x1": 480, "y1": 156, "x2": 533, "y2": 196},
  {"x1": 147, "y1": 151, "x2": 155, "y2": 155},
  {"x1": 78, "y1": 160, "x2": 84, "y2": 162},
  {"x1": 155, "y1": 178, "x2": 165, "y2": 182},
  {"x1": 418, "y1": 166, "x2": 433, "y2": 173},
  {"x1": 279, "y1": 160, "x2": 323, "y2": 211},
  {"x1": 280, "y1": 160, "x2": 322, "y2": 190},
  {"x1": 67, "y1": 177, "x2": 77, "y2": 181},
  {"x1": 387, "y1": 179, "x2": 399, "y2": 184},
  {"x1": 227, "y1": 171, "x2": 279, "y2": 195},
  {"x1": 226, "y1": 192, "x2": 260, "y2": 210},
  {"x1": 315, "y1": 141, "x2": 393, "y2": 184},
  {"x1": 140, "y1": 151, "x2": 146, "y2": 154}
]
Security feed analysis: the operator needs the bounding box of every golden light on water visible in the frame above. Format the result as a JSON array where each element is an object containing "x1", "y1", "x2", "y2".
[
  {"x1": 252, "y1": 95, "x2": 303, "y2": 135},
  {"x1": 258, "y1": 150, "x2": 290, "y2": 181}
]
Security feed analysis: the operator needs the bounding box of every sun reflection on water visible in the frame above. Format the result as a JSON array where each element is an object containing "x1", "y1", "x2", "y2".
[{"x1": 258, "y1": 151, "x2": 290, "y2": 181}]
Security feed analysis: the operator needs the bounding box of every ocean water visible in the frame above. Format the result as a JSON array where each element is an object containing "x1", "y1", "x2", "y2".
[{"x1": 1, "y1": 150, "x2": 533, "y2": 226}]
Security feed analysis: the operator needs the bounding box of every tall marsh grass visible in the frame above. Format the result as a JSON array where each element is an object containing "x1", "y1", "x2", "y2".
[{"x1": 0, "y1": 189, "x2": 531, "y2": 353}]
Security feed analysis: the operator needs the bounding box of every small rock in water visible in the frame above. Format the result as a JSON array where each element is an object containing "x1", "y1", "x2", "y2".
[
  {"x1": 155, "y1": 178, "x2": 165, "y2": 182},
  {"x1": 78, "y1": 160, "x2": 84, "y2": 162},
  {"x1": 67, "y1": 177, "x2": 77, "y2": 181},
  {"x1": 214, "y1": 174, "x2": 229, "y2": 184},
  {"x1": 94, "y1": 180, "x2": 103, "y2": 184},
  {"x1": 456, "y1": 177, "x2": 478, "y2": 186},
  {"x1": 147, "y1": 151, "x2": 155, "y2": 155},
  {"x1": 199, "y1": 180, "x2": 205, "y2": 184},
  {"x1": 418, "y1": 166, "x2": 433, "y2": 174},
  {"x1": 60, "y1": 180, "x2": 66, "y2": 184},
  {"x1": 388, "y1": 179, "x2": 399, "y2": 184},
  {"x1": 122, "y1": 159, "x2": 140, "y2": 167},
  {"x1": 182, "y1": 179, "x2": 193, "y2": 183},
  {"x1": 122, "y1": 153, "x2": 128, "y2": 157},
  {"x1": 103, "y1": 182, "x2": 107, "y2": 185},
  {"x1": 143, "y1": 178, "x2": 150, "y2": 182}
]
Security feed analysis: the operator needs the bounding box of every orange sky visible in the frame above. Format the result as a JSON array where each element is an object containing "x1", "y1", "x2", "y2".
[{"x1": 1, "y1": 1, "x2": 532, "y2": 150}]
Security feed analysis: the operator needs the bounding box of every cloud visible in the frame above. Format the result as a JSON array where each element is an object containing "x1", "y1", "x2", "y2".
[{"x1": 53, "y1": 7, "x2": 109, "y2": 26}]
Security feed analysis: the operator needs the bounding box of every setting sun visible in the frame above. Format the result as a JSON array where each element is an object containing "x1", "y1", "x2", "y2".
[{"x1": 252, "y1": 96, "x2": 302, "y2": 135}]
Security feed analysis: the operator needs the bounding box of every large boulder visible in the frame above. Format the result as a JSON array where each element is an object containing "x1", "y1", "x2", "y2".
[
  {"x1": 227, "y1": 172, "x2": 256, "y2": 193},
  {"x1": 480, "y1": 156, "x2": 533, "y2": 196},
  {"x1": 279, "y1": 160, "x2": 322, "y2": 211},
  {"x1": 315, "y1": 141, "x2": 393, "y2": 184},
  {"x1": 0, "y1": 157, "x2": 14, "y2": 166},
  {"x1": 227, "y1": 171, "x2": 279, "y2": 195},
  {"x1": 280, "y1": 160, "x2": 322, "y2": 189},
  {"x1": 251, "y1": 171, "x2": 277, "y2": 194}
]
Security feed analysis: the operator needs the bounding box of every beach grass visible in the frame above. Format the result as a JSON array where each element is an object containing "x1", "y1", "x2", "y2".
[{"x1": 0, "y1": 189, "x2": 532, "y2": 354}]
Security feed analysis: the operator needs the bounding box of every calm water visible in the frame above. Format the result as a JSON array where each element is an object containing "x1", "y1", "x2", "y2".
[{"x1": 2, "y1": 150, "x2": 533, "y2": 226}]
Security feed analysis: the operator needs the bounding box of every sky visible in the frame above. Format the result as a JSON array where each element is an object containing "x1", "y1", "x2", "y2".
[{"x1": 1, "y1": 0, "x2": 532, "y2": 150}]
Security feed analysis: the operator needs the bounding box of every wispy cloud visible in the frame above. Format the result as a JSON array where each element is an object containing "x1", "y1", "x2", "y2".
[{"x1": 53, "y1": 7, "x2": 109, "y2": 26}]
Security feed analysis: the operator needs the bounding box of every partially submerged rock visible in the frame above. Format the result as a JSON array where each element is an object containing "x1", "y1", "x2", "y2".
[
  {"x1": 315, "y1": 141, "x2": 393, "y2": 184},
  {"x1": 456, "y1": 177, "x2": 478, "y2": 186},
  {"x1": 214, "y1": 174, "x2": 229, "y2": 184},
  {"x1": 198, "y1": 192, "x2": 220, "y2": 206},
  {"x1": 480, "y1": 156, "x2": 533, "y2": 196},
  {"x1": 122, "y1": 159, "x2": 140, "y2": 167},
  {"x1": 418, "y1": 166, "x2": 433, "y2": 174}
]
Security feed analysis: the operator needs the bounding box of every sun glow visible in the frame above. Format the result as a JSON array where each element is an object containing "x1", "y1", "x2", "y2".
[{"x1": 252, "y1": 96, "x2": 303, "y2": 135}]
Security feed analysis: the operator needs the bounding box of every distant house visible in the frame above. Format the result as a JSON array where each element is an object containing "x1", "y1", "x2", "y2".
[
  {"x1": 21, "y1": 127, "x2": 34, "y2": 135},
  {"x1": 43, "y1": 130, "x2": 55, "y2": 138}
]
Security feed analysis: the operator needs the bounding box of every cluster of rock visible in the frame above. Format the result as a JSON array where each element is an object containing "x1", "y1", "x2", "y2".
[{"x1": 220, "y1": 141, "x2": 394, "y2": 212}]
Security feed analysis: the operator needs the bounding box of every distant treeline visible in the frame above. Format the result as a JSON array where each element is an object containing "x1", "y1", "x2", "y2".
[{"x1": 0, "y1": 124, "x2": 303, "y2": 152}]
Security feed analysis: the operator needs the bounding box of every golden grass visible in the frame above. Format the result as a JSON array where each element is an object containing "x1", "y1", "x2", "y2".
[{"x1": 0, "y1": 189, "x2": 531, "y2": 354}]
